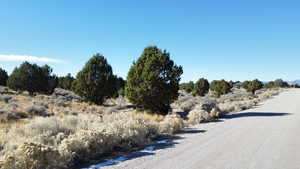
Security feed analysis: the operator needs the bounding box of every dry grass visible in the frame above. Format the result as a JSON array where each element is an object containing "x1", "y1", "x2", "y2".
[
  {"x1": 135, "y1": 111, "x2": 165, "y2": 122},
  {"x1": 0, "y1": 87, "x2": 284, "y2": 169},
  {"x1": 0, "y1": 93, "x2": 107, "y2": 123},
  {"x1": 0, "y1": 110, "x2": 185, "y2": 169}
]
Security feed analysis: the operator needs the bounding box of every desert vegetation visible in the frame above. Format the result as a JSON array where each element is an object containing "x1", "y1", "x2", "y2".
[
  {"x1": 7, "y1": 62, "x2": 58, "y2": 95},
  {"x1": 0, "y1": 46, "x2": 291, "y2": 169},
  {"x1": 125, "y1": 46, "x2": 183, "y2": 115},
  {"x1": 192, "y1": 78, "x2": 210, "y2": 96},
  {"x1": 210, "y1": 80, "x2": 232, "y2": 97},
  {"x1": 72, "y1": 54, "x2": 118, "y2": 105},
  {"x1": 242, "y1": 79, "x2": 264, "y2": 94},
  {"x1": 0, "y1": 69, "x2": 8, "y2": 86},
  {"x1": 180, "y1": 81, "x2": 194, "y2": 93},
  {"x1": 57, "y1": 73, "x2": 75, "y2": 91}
]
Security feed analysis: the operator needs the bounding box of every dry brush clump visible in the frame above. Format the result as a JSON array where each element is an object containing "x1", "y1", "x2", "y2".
[
  {"x1": 0, "y1": 111, "x2": 185, "y2": 169},
  {"x1": 159, "y1": 114, "x2": 186, "y2": 134},
  {"x1": 187, "y1": 104, "x2": 221, "y2": 125},
  {"x1": 1, "y1": 142, "x2": 65, "y2": 169}
]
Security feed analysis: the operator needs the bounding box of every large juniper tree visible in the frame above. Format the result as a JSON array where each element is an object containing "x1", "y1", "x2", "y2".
[
  {"x1": 72, "y1": 54, "x2": 116, "y2": 104},
  {"x1": 125, "y1": 46, "x2": 183, "y2": 115}
]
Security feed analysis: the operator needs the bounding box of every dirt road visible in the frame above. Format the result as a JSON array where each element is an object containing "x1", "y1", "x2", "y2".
[{"x1": 102, "y1": 89, "x2": 300, "y2": 169}]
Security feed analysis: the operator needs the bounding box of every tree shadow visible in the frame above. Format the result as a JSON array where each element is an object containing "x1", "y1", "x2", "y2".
[
  {"x1": 178, "y1": 128, "x2": 206, "y2": 134},
  {"x1": 206, "y1": 119, "x2": 225, "y2": 123},
  {"x1": 222, "y1": 112, "x2": 291, "y2": 119}
]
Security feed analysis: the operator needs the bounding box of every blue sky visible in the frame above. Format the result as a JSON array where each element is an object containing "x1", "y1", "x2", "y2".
[{"x1": 0, "y1": 0, "x2": 299, "y2": 82}]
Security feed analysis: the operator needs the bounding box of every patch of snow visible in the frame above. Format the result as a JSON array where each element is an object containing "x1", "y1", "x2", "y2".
[{"x1": 82, "y1": 139, "x2": 169, "y2": 169}]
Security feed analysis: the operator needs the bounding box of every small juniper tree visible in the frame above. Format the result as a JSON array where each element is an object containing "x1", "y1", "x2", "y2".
[
  {"x1": 210, "y1": 79, "x2": 231, "y2": 97},
  {"x1": 242, "y1": 80, "x2": 250, "y2": 89},
  {"x1": 273, "y1": 79, "x2": 289, "y2": 88},
  {"x1": 264, "y1": 81, "x2": 275, "y2": 88},
  {"x1": 0, "y1": 68, "x2": 8, "y2": 86},
  {"x1": 72, "y1": 54, "x2": 116, "y2": 104},
  {"x1": 126, "y1": 46, "x2": 183, "y2": 115},
  {"x1": 244, "y1": 79, "x2": 263, "y2": 94},
  {"x1": 113, "y1": 76, "x2": 126, "y2": 97},
  {"x1": 58, "y1": 73, "x2": 75, "y2": 90},
  {"x1": 192, "y1": 78, "x2": 209, "y2": 96},
  {"x1": 180, "y1": 81, "x2": 194, "y2": 93}
]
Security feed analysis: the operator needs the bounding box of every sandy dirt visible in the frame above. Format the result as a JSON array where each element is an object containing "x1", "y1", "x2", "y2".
[{"x1": 102, "y1": 89, "x2": 300, "y2": 169}]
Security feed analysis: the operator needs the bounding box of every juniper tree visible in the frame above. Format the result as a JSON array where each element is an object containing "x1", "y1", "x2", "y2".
[
  {"x1": 192, "y1": 78, "x2": 209, "y2": 96},
  {"x1": 58, "y1": 73, "x2": 75, "y2": 90},
  {"x1": 7, "y1": 62, "x2": 56, "y2": 95},
  {"x1": 180, "y1": 81, "x2": 194, "y2": 93},
  {"x1": 0, "y1": 68, "x2": 8, "y2": 86},
  {"x1": 243, "y1": 79, "x2": 263, "y2": 94},
  {"x1": 72, "y1": 54, "x2": 116, "y2": 104},
  {"x1": 125, "y1": 46, "x2": 183, "y2": 114},
  {"x1": 210, "y1": 79, "x2": 231, "y2": 97}
]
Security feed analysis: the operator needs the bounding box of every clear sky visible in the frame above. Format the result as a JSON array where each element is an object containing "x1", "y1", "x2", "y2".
[{"x1": 0, "y1": 0, "x2": 299, "y2": 82}]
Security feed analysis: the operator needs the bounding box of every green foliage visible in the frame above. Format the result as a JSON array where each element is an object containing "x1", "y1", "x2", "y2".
[
  {"x1": 264, "y1": 79, "x2": 289, "y2": 88},
  {"x1": 118, "y1": 87, "x2": 126, "y2": 97},
  {"x1": 58, "y1": 73, "x2": 75, "y2": 90},
  {"x1": 241, "y1": 80, "x2": 250, "y2": 89},
  {"x1": 180, "y1": 81, "x2": 194, "y2": 93},
  {"x1": 41, "y1": 65, "x2": 58, "y2": 94},
  {"x1": 210, "y1": 79, "x2": 231, "y2": 97},
  {"x1": 7, "y1": 62, "x2": 57, "y2": 95},
  {"x1": 243, "y1": 79, "x2": 263, "y2": 94},
  {"x1": 192, "y1": 78, "x2": 209, "y2": 96},
  {"x1": 106, "y1": 76, "x2": 126, "y2": 98},
  {"x1": 125, "y1": 46, "x2": 183, "y2": 115},
  {"x1": 273, "y1": 79, "x2": 289, "y2": 88},
  {"x1": 72, "y1": 54, "x2": 116, "y2": 105},
  {"x1": 264, "y1": 81, "x2": 275, "y2": 88},
  {"x1": 114, "y1": 77, "x2": 126, "y2": 97},
  {"x1": 0, "y1": 67, "x2": 8, "y2": 86}
]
